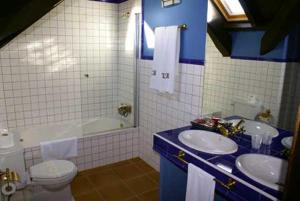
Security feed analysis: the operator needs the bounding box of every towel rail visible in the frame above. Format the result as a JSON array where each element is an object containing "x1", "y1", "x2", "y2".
[
  {"x1": 154, "y1": 24, "x2": 188, "y2": 30},
  {"x1": 173, "y1": 150, "x2": 237, "y2": 190}
]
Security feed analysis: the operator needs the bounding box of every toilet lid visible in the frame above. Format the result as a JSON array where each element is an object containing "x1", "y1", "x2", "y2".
[{"x1": 30, "y1": 160, "x2": 77, "y2": 180}]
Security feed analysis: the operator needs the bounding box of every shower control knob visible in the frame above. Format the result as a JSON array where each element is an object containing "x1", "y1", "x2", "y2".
[{"x1": 118, "y1": 104, "x2": 132, "y2": 117}]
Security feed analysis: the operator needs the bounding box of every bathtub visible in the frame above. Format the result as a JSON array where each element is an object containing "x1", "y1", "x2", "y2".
[{"x1": 12, "y1": 117, "x2": 131, "y2": 148}]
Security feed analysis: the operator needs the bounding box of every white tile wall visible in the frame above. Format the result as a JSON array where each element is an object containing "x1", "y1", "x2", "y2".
[
  {"x1": 80, "y1": 0, "x2": 119, "y2": 119},
  {"x1": 0, "y1": 0, "x2": 119, "y2": 129},
  {"x1": 0, "y1": 0, "x2": 289, "y2": 173},
  {"x1": 203, "y1": 35, "x2": 286, "y2": 123},
  {"x1": 138, "y1": 35, "x2": 287, "y2": 170},
  {"x1": 24, "y1": 127, "x2": 139, "y2": 171},
  {"x1": 138, "y1": 59, "x2": 204, "y2": 170},
  {"x1": 0, "y1": 0, "x2": 140, "y2": 172}
]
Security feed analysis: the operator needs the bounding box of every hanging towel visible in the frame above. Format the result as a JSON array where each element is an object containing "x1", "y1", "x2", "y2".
[
  {"x1": 150, "y1": 26, "x2": 180, "y2": 94},
  {"x1": 40, "y1": 137, "x2": 78, "y2": 161},
  {"x1": 185, "y1": 163, "x2": 216, "y2": 201}
]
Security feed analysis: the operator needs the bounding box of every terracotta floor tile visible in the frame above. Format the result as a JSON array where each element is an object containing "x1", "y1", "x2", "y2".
[
  {"x1": 88, "y1": 169, "x2": 122, "y2": 187},
  {"x1": 134, "y1": 161, "x2": 155, "y2": 173},
  {"x1": 138, "y1": 189, "x2": 159, "y2": 201},
  {"x1": 80, "y1": 165, "x2": 112, "y2": 176},
  {"x1": 71, "y1": 176, "x2": 94, "y2": 196},
  {"x1": 74, "y1": 191, "x2": 104, "y2": 201},
  {"x1": 113, "y1": 163, "x2": 144, "y2": 180},
  {"x1": 147, "y1": 171, "x2": 160, "y2": 183},
  {"x1": 125, "y1": 175, "x2": 158, "y2": 194},
  {"x1": 97, "y1": 182, "x2": 135, "y2": 201},
  {"x1": 72, "y1": 158, "x2": 160, "y2": 201},
  {"x1": 123, "y1": 196, "x2": 141, "y2": 201}
]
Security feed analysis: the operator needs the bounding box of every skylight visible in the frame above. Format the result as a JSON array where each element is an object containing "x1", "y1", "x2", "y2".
[
  {"x1": 213, "y1": 0, "x2": 248, "y2": 22},
  {"x1": 220, "y1": 0, "x2": 246, "y2": 16}
]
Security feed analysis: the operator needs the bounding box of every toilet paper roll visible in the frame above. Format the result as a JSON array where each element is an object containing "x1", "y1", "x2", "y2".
[{"x1": 1, "y1": 183, "x2": 16, "y2": 196}]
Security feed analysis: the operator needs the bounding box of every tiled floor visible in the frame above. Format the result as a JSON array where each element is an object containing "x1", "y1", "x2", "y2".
[{"x1": 71, "y1": 158, "x2": 160, "y2": 201}]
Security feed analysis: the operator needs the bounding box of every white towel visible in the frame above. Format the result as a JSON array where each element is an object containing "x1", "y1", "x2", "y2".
[
  {"x1": 150, "y1": 26, "x2": 180, "y2": 94},
  {"x1": 40, "y1": 137, "x2": 78, "y2": 161},
  {"x1": 185, "y1": 163, "x2": 216, "y2": 201}
]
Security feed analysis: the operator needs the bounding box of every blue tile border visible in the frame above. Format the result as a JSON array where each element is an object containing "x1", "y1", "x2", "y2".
[
  {"x1": 141, "y1": 55, "x2": 205, "y2": 65},
  {"x1": 154, "y1": 136, "x2": 271, "y2": 201},
  {"x1": 153, "y1": 120, "x2": 293, "y2": 201}
]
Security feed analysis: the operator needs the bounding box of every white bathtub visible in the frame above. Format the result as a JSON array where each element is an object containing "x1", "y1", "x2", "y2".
[{"x1": 12, "y1": 117, "x2": 130, "y2": 148}]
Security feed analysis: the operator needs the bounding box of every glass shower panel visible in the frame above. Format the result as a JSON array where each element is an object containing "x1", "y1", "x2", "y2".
[{"x1": 79, "y1": 0, "x2": 140, "y2": 135}]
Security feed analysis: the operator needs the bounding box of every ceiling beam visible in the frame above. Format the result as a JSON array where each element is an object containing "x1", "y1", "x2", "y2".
[
  {"x1": 0, "y1": 0, "x2": 63, "y2": 48},
  {"x1": 207, "y1": 0, "x2": 232, "y2": 57},
  {"x1": 260, "y1": 0, "x2": 300, "y2": 55}
]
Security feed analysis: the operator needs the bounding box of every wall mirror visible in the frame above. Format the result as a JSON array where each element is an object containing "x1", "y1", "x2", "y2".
[{"x1": 202, "y1": 34, "x2": 300, "y2": 132}]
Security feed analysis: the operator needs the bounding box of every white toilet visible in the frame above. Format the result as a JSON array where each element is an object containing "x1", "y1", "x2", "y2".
[
  {"x1": 28, "y1": 160, "x2": 77, "y2": 201},
  {"x1": 30, "y1": 160, "x2": 77, "y2": 191},
  {"x1": 0, "y1": 131, "x2": 77, "y2": 201}
]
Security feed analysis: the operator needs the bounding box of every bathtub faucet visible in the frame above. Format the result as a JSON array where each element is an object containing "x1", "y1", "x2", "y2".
[{"x1": 118, "y1": 104, "x2": 132, "y2": 117}]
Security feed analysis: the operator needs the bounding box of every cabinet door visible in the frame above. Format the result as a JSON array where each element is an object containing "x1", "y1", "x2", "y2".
[
  {"x1": 160, "y1": 156, "x2": 188, "y2": 201},
  {"x1": 160, "y1": 156, "x2": 227, "y2": 201}
]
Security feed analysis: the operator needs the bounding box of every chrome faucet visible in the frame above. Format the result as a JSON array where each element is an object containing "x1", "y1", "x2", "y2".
[
  {"x1": 217, "y1": 119, "x2": 245, "y2": 137},
  {"x1": 118, "y1": 104, "x2": 132, "y2": 117}
]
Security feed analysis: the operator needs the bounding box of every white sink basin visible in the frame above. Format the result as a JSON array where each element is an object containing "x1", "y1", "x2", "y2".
[
  {"x1": 281, "y1": 136, "x2": 293, "y2": 149},
  {"x1": 236, "y1": 154, "x2": 288, "y2": 191},
  {"x1": 178, "y1": 130, "x2": 238, "y2": 154},
  {"x1": 228, "y1": 119, "x2": 279, "y2": 137}
]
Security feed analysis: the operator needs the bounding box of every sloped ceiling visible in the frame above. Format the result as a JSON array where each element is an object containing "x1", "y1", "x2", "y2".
[
  {"x1": 208, "y1": 0, "x2": 300, "y2": 56},
  {"x1": 0, "y1": 0, "x2": 63, "y2": 48}
]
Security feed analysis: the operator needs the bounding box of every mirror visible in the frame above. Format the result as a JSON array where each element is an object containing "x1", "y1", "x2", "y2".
[
  {"x1": 202, "y1": 33, "x2": 300, "y2": 198},
  {"x1": 202, "y1": 34, "x2": 300, "y2": 132}
]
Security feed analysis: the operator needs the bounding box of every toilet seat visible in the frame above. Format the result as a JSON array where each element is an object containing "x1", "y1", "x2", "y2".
[{"x1": 30, "y1": 160, "x2": 77, "y2": 185}]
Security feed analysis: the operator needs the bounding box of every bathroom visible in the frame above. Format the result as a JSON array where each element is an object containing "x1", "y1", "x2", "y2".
[{"x1": 0, "y1": 0, "x2": 299, "y2": 200}]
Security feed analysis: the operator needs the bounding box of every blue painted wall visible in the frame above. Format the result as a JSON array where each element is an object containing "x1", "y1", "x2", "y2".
[
  {"x1": 141, "y1": 0, "x2": 300, "y2": 64},
  {"x1": 230, "y1": 31, "x2": 289, "y2": 62},
  {"x1": 142, "y1": 0, "x2": 208, "y2": 65},
  {"x1": 230, "y1": 23, "x2": 300, "y2": 63}
]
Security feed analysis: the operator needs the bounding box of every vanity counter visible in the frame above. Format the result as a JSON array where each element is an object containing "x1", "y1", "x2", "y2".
[{"x1": 153, "y1": 125, "x2": 292, "y2": 201}]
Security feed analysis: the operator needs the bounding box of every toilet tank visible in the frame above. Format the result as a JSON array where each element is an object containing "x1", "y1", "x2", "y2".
[
  {"x1": 232, "y1": 100, "x2": 263, "y2": 120},
  {"x1": 0, "y1": 131, "x2": 26, "y2": 188}
]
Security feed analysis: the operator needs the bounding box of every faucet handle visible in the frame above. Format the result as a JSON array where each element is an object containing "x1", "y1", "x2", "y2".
[
  {"x1": 232, "y1": 119, "x2": 245, "y2": 134},
  {"x1": 217, "y1": 124, "x2": 230, "y2": 137},
  {"x1": 235, "y1": 119, "x2": 245, "y2": 128}
]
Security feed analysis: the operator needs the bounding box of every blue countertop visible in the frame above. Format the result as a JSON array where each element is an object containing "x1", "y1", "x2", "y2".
[{"x1": 153, "y1": 122, "x2": 292, "y2": 201}]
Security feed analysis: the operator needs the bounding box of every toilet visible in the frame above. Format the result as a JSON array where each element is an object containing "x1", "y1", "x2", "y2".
[
  {"x1": 28, "y1": 160, "x2": 77, "y2": 201},
  {"x1": 0, "y1": 132, "x2": 77, "y2": 201}
]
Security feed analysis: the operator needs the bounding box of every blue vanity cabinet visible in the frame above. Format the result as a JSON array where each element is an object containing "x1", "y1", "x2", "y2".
[
  {"x1": 160, "y1": 156, "x2": 187, "y2": 201},
  {"x1": 160, "y1": 156, "x2": 227, "y2": 201},
  {"x1": 154, "y1": 125, "x2": 292, "y2": 201}
]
